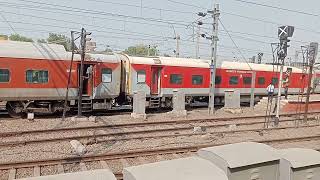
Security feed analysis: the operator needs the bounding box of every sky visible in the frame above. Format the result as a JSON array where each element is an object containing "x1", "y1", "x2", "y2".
[{"x1": 0, "y1": 0, "x2": 320, "y2": 64}]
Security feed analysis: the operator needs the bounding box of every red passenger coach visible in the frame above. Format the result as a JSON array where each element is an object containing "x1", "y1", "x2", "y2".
[
  {"x1": 0, "y1": 41, "x2": 122, "y2": 117},
  {"x1": 0, "y1": 41, "x2": 315, "y2": 117},
  {"x1": 124, "y1": 56, "x2": 308, "y2": 107},
  {"x1": 125, "y1": 57, "x2": 211, "y2": 107}
]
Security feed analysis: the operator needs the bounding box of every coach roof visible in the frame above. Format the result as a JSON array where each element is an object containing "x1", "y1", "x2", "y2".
[
  {"x1": 0, "y1": 41, "x2": 121, "y2": 63},
  {"x1": 221, "y1": 61, "x2": 303, "y2": 73},
  {"x1": 129, "y1": 56, "x2": 211, "y2": 68}
]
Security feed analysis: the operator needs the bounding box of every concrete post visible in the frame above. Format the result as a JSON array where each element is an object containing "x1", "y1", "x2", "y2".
[
  {"x1": 131, "y1": 91, "x2": 147, "y2": 119},
  {"x1": 224, "y1": 90, "x2": 240, "y2": 109},
  {"x1": 172, "y1": 89, "x2": 187, "y2": 116}
]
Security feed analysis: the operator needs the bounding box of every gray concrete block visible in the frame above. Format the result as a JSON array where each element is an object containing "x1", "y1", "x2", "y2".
[
  {"x1": 224, "y1": 90, "x2": 240, "y2": 109},
  {"x1": 70, "y1": 140, "x2": 86, "y2": 156},
  {"x1": 27, "y1": 113, "x2": 34, "y2": 120},
  {"x1": 132, "y1": 91, "x2": 146, "y2": 119},
  {"x1": 88, "y1": 116, "x2": 96, "y2": 122},
  {"x1": 223, "y1": 108, "x2": 242, "y2": 114},
  {"x1": 170, "y1": 109, "x2": 187, "y2": 117},
  {"x1": 71, "y1": 116, "x2": 88, "y2": 121},
  {"x1": 17, "y1": 169, "x2": 116, "y2": 180},
  {"x1": 123, "y1": 157, "x2": 228, "y2": 180},
  {"x1": 279, "y1": 148, "x2": 320, "y2": 180},
  {"x1": 171, "y1": 89, "x2": 187, "y2": 117},
  {"x1": 131, "y1": 113, "x2": 147, "y2": 120},
  {"x1": 172, "y1": 89, "x2": 185, "y2": 111},
  {"x1": 198, "y1": 142, "x2": 280, "y2": 180}
]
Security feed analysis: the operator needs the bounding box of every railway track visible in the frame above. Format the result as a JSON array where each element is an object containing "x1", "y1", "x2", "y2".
[
  {"x1": 1, "y1": 134, "x2": 320, "y2": 179},
  {"x1": 0, "y1": 112, "x2": 319, "y2": 179},
  {"x1": 2, "y1": 111, "x2": 319, "y2": 137},
  {"x1": 1, "y1": 112, "x2": 319, "y2": 148}
]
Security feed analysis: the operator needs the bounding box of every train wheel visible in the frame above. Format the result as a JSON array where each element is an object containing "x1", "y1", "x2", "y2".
[{"x1": 6, "y1": 102, "x2": 24, "y2": 118}]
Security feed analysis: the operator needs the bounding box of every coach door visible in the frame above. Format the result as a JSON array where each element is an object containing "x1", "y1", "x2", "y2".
[
  {"x1": 151, "y1": 66, "x2": 161, "y2": 95},
  {"x1": 78, "y1": 64, "x2": 95, "y2": 97}
]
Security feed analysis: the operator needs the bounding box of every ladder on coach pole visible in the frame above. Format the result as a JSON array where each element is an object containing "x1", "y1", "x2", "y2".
[{"x1": 62, "y1": 28, "x2": 91, "y2": 120}]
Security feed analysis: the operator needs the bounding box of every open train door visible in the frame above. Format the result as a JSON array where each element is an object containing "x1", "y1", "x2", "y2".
[
  {"x1": 78, "y1": 63, "x2": 95, "y2": 97},
  {"x1": 150, "y1": 66, "x2": 162, "y2": 95}
]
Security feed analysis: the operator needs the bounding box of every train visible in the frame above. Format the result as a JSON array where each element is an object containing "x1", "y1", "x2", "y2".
[{"x1": 0, "y1": 41, "x2": 318, "y2": 117}]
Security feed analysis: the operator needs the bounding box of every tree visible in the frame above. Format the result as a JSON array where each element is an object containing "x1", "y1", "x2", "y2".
[
  {"x1": 9, "y1": 34, "x2": 33, "y2": 42},
  {"x1": 0, "y1": 34, "x2": 8, "y2": 40},
  {"x1": 92, "y1": 48, "x2": 113, "y2": 54},
  {"x1": 37, "y1": 39, "x2": 47, "y2": 43},
  {"x1": 123, "y1": 44, "x2": 158, "y2": 57},
  {"x1": 46, "y1": 33, "x2": 71, "y2": 51}
]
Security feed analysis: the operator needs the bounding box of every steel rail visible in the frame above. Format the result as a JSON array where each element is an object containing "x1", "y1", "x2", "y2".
[
  {"x1": 1, "y1": 111, "x2": 319, "y2": 138},
  {"x1": 0, "y1": 117, "x2": 319, "y2": 148},
  {"x1": 0, "y1": 134, "x2": 320, "y2": 170}
]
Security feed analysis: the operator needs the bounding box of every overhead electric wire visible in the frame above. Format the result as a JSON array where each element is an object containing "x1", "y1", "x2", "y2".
[
  {"x1": 167, "y1": 0, "x2": 206, "y2": 9},
  {"x1": 0, "y1": 2, "x2": 189, "y2": 29},
  {"x1": 0, "y1": 10, "x2": 173, "y2": 40},
  {"x1": 223, "y1": 11, "x2": 320, "y2": 35},
  {"x1": 230, "y1": 0, "x2": 319, "y2": 17},
  {"x1": 0, "y1": 9, "x2": 283, "y2": 48},
  {"x1": 0, "y1": 1, "x2": 312, "y2": 43},
  {"x1": 87, "y1": 0, "x2": 193, "y2": 14},
  {"x1": 13, "y1": 0, "x2": 192, "y2": 26},
  {"x1": 167, "y1": 0, "x2": 320, "y2": 37},
  {"x1": 218, "y1": 18, "x2": 253, "y2": 68},
  {"x1": 0, "y1": 12, "x2": 17, "y2": 34},
  {"x1": 0, "y1": 0, "x2": 305, "y2": 59}
]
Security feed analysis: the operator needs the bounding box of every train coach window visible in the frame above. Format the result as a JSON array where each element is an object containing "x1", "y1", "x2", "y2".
[
  {"x1": 258, "y1": 77, "x2": 265, "y2": 85},
  {"x1": 243, "y1": 77, "x2": 252, "y2": 85},
  {"x1": 101, "y1": 68, "x2": 112, "y2": 83},
  {"x1": 229, "y1": 76, "x2": 239, "y2": 85},
  {"x1": 215, "y1": 76, "x2": 222, "y2": 85},
  {"x1": 170, "y1": 74, "x2": 183, "y2": 84},
  {"x1": 26, "y1": 70, "x2": 48, "y2": 83},
  {"x1": 272, "y1": 77, "x2": 279, "y2": 85},
  {"x1": 192, "y1": 75, "x2": 203, "y2": 85},
  {"x1": 137, "y1": 70, "x2": 146, "y2": 83},
  {"x1": 0, "y1": 69, "x2": 10, "y2": 82}
]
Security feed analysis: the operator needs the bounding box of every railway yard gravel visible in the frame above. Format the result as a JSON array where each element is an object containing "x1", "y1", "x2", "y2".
[
  {"x1": 0, "y1": 105, "x2": 320, "y2": 179},
  {"x1": 0, "y1": 124, "x2": 320, "y2": 163},
  {"x1": 0, "y1": 107, "x2": 263, "y2": 133}
]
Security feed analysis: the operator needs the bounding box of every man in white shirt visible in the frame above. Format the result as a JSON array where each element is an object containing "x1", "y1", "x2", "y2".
[{"x1": 267, "y1": 82, "x2": 275, "y2": 102}]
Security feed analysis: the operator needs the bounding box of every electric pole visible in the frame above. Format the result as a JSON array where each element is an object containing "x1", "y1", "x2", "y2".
[
  {"x1": 197, "y1": 3, "x2": 219, "y2": 114},
  {"x1": 304, "y1": 42, "x2": 318, "y2": 122},
  {"x1": 196, "y1": 22, "x2": 201, "y2": 59},
  {"x1": 62, "y1": 31, "x2": 76, "y2": 120},
  {"x1": 208, "y1": 3, "x2": 220, "y2": 114},
  {"x1": 275, "y1": 26, "x2": 294, "y2": 125},
  {"x1": 175, "y1": 34, "x2": 180, "y2": 57},
  {"x1": 77, "y1": 28, "x2": 91, "y2": 117}
]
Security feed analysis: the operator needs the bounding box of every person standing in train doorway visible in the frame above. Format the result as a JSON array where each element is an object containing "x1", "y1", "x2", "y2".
[{"x1": 267, "y1": 82, "x2": 275, "y2": 103}]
